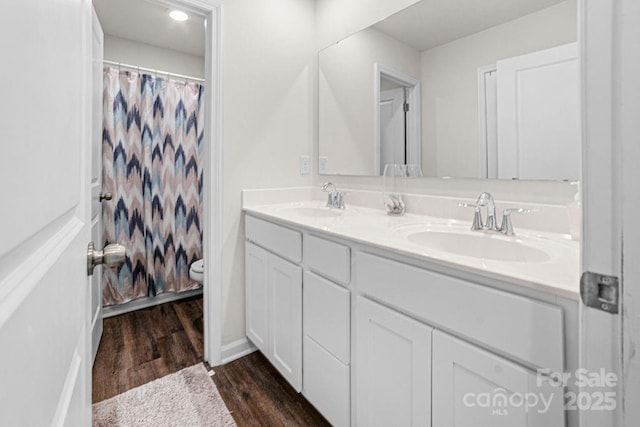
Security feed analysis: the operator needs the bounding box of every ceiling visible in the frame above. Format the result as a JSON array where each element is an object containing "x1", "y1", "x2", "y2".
[
  {"x1": 374, "y1": 0, "x2": 569, "y2": 51},
  {"x1": 93, "y1": 0, "x2": 205, "y2": 57}
]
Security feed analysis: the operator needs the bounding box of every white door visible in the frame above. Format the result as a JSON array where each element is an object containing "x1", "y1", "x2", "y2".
[
  {"x1": 432, "y1": 331, "x2": 564, "y2": 427},
  {"x1": 245, "y1": 242, "x2": 270, "y2": 353},
  {"x1": 0, "y1": 0, "x2": 93, "y2": 425},
  {"x1": 379, "y1": 88, "x2": 406, "y2": 172},
  {"x1": 355, "y1": 297, "x2": 432, "y2": 427},
  {"x1": 269, "y1": 254, "x2": 302, "y2": 392},
  {"x1": 90, "y1": 8, "x2": 105, "y2": 363},
  {"x1": 496, "y1": 43, "x2": 580, "y2": 180}
]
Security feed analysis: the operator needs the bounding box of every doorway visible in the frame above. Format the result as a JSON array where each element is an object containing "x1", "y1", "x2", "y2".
[
  {"x1": 374, "y1": 63, "x2": 421, "y2": 175},
  {"x1": 91, "y1": 0, "x2": 223, "y2": 370}
]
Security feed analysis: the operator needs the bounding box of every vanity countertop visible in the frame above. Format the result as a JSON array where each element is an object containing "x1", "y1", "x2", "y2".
[{"x1": 243, "y1": 200, "x2": 580, "y2": 300}]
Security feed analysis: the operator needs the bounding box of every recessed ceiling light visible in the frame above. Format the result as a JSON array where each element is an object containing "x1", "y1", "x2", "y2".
[{"x1": 169, "y1": 10, "x2": 189, "y2": 22}]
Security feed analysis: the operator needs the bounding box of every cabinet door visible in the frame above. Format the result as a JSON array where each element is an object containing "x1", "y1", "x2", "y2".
[
  {"x1": 246, "y1": 242, "x2": 270, "y2": 353},
  {"x1": 356, "y1": 297, "x2": 432, "y2": 427},
  {"x1": 270, "y1": 254, "x2": 303, "y2": 391},
  {"x1": 432, "y1": 331, "x2": 564, "y2": 427}
]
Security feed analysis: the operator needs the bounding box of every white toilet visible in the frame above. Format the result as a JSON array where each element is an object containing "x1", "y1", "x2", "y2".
[{"x1": 189, "y1": 259, "x2": 204, "y2": 284}]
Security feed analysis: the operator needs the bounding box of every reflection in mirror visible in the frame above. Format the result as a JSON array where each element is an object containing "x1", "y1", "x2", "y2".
[
  {"x1": 318, "y1": 0, "x2": 579, "y2": 180},
  {"x1": 376, "y1": 65, "x2": 421, "y2": 175}
]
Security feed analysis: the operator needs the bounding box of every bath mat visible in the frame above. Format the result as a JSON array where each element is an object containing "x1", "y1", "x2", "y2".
[{"x1": 92, "y1": 363, "x2": 236, "y2": 427}]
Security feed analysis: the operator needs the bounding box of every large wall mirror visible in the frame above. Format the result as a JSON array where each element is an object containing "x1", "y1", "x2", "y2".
[{"x1": 318, "y1": 0, "x2": 579, "y2": 180}]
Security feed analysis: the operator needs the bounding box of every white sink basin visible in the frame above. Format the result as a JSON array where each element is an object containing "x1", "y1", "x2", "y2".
[{"x1": 406, "y1": 230, "x2": 550, "y2": 263}]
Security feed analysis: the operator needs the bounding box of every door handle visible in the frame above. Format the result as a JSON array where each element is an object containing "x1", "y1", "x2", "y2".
[
  {"x1": 99, "y1": 192, "x2": 113, "y2": 202},
  {"x1": 87, "y1": 242, "x2": 126, "y2": 275}
]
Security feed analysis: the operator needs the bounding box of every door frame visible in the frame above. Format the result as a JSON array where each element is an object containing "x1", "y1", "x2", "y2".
[
  {"x1": 90, "y1": 5, "x2": 104, "y2": 364},
  {"x1": 146, "y1": 0, "x2": 224, "y2": 365},
  {"x1": 615, "y1": 0, "x2": 640, "y2": 423},
  {"x1": 477, "y1": 64, "x2": 497, "y2": 179},
  {"x1": 373, "y1": 63, "x2": 421, "y2": 175},
  {"x1": 581, "y1": 0, "x2": 640, "y2": 425}
]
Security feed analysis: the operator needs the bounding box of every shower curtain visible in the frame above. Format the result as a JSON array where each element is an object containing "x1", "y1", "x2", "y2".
[{"x1": 102, "y1": 67, "x2": 204, "y2": 306}]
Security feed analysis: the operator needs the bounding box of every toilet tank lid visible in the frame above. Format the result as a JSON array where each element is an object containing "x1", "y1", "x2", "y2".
[{"x1": 191, "y1": 259, "x2": 204, "y2": 273}]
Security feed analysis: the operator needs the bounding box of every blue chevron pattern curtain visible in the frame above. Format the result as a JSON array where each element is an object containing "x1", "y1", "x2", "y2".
[{"x1": 102, "y1": 67, "x2": 204, "y2": 306}]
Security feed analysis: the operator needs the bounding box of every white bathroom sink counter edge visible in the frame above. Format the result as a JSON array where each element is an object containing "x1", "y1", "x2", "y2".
[{"x1": 243, "y1": 201, "x2": 580, "y2": 300}]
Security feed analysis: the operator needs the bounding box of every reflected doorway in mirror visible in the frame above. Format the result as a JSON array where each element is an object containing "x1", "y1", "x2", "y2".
[{"x1": 374, "y1": 63, "x2": 422, "y2": 176}]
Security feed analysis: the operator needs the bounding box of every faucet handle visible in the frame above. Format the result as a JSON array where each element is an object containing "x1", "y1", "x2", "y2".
[
  {"x1": 500, "y1": 208, "x2": 531, "y2": 236},
  {"x1": 321, "y1": 181, "x2": 336, "y2": 193},
  {"x1": 459, "y1": 203, "x2": 483, "y2": 230},
  {"x1": 334, "y1": 191, "x2": 346, "y2": 209}
]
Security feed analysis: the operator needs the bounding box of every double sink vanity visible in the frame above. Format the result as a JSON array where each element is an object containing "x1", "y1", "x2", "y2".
[
  {"x1": 242, "y1": 186, "x2": 579, "y2": 427},
  {"x1": 248, "y1": 0, "x2": 583, "y2": 424}
]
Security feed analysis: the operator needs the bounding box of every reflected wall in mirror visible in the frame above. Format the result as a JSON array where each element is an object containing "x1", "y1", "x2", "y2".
[{"x1": 318, "y1": 0, "x2": 579, "y2": 180}]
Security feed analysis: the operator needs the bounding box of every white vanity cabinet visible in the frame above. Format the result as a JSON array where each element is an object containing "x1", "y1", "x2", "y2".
[
  {"x1": 244, "y1": 212, "x2": 574, "y2": 427},
  {"x1": 355, "y1": 251, "x2": 567, "y2": 427},
  {"x1": 245, "y1": 215, "x2": 352, "y2": 423},
  {"x1": 245, "y1": 217, "x2": 303, "y2": 391},
  {"x1": 355, "y1": 296, "x2": 432, "y2": 427}
]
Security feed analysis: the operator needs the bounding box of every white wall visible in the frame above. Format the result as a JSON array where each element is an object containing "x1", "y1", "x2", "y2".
[
  {"x1": 421, "y1": 0, "x2": 577, "y2": 177},
  {"x1": 316, "y1": 0, "x2": 421, "y2": 50},
  {"x1": 103, "y1": 35, "x2": 204, "y2": 78},
  {"x1": 221, "y1": 0, "x2": 316, "y2": 344},
  {"x1": 319, "y1": 27, "x2": 421, "y2": 175}
]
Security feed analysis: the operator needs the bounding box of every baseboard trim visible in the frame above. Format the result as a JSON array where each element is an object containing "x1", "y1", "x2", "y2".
[
  {"x1": 220, "y1": 337, "x2": 257, "y2": 365},
  {"x1": 102, "y1": 288, "x2": 203, "y2": 318}
]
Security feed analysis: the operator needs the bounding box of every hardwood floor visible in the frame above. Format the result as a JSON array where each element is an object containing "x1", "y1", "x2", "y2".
[
  {"x1": 92, "y1": 295, "x2": 205, "y2": 402},
  {"x1": 93, "y1": 296, "x2": 329, "y2": 426},
  {"x1": 212, "y1": 351, "x2": 330, "y2": 427}
]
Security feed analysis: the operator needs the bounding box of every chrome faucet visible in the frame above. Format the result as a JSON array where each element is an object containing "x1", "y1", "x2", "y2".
[
  {"x1": 460, "y1": 192, "x2": 530, "y2": 235},
  {"x1": 476, "y1": 192, "x2": 498, "y2": 231},
  {"x1": 321, "y1": 181, "x2": 345, "y2": 209}
]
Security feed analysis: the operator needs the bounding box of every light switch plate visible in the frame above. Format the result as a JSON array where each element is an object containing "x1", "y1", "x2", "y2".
[
  {"x1": 299, "y1": 155, "x2": 310, "y2": 175},
  {"x1": 319, "y1": 156, "x2": 328, "y2": 174}
]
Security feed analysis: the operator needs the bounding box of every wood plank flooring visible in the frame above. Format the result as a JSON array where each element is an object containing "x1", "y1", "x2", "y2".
[
  {"x1": 93, "y1": 296, "x2": 329, "y2": 426},
  {"x1": 212, "y1": 351, "x2": 330, "y2": 426}
]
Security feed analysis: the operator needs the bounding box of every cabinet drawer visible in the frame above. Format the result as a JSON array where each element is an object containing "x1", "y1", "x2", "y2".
[
  {"x1": 356, "y1": 252, "x2": 564, "y2": 372},
  {"x1": 303, "y1": 271, "x2": 350, "y2": 364},
  {"x1": 303, "y1": 336, "x2": 350, "y2": 427},
  {"x1": 304, "y1": 234, "x2": 350, "y2": 285},
  {"x1": 246, "y1": 215, "x2": 302, "y2": 263}
]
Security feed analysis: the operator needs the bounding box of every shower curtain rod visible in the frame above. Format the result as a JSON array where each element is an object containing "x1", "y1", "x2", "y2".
[{"x1": 103, "y1": 60, "x2": 206, "y2": 83}]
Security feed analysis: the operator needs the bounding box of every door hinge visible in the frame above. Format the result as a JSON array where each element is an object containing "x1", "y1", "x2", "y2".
[
  {"x1": 580, "y1": 271, "x2": 619, "y2": 314},
  {"x1": 403, "y1": 102, "x2": 409, "y2": 112}
]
